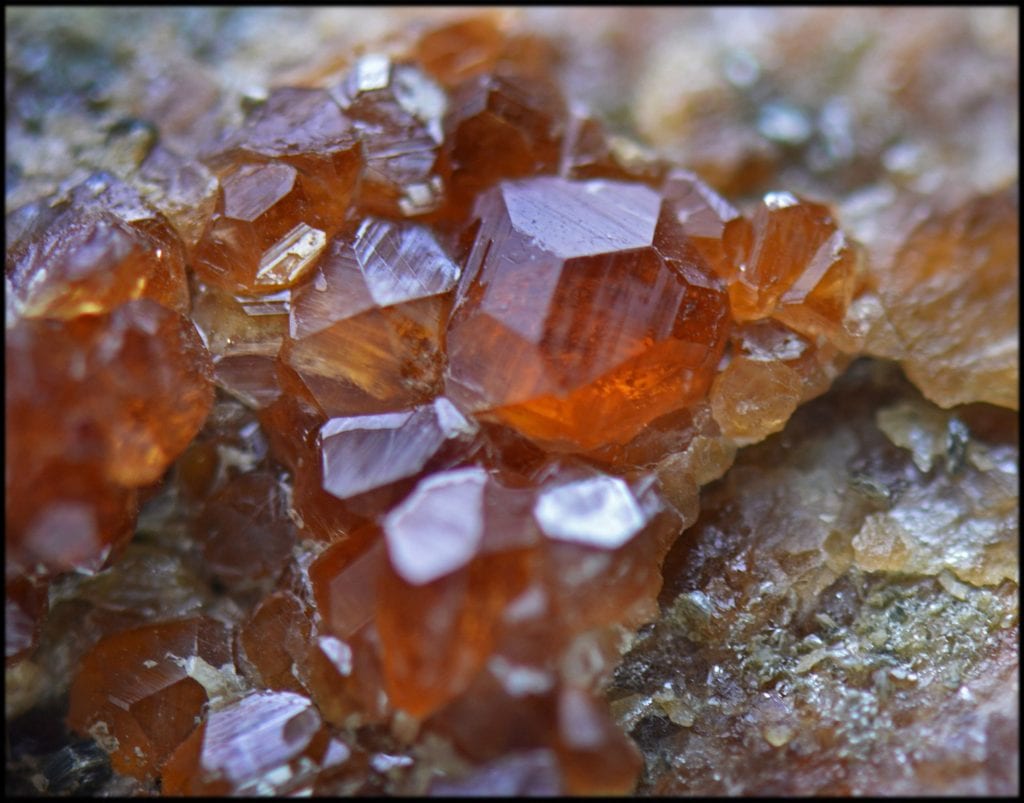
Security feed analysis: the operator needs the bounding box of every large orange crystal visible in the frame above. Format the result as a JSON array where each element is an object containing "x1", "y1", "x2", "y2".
[
  {"x1": 6, "y1": 300, "x2": 213, "y2": 579},
  {"x1": 445, "y1": 175, "x2": 730, "y2": 451}
]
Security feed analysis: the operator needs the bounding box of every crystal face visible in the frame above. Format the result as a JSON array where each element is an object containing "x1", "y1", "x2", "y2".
[{"x1": 4, "y1": 8, "x2": 1016, "y2": 800}]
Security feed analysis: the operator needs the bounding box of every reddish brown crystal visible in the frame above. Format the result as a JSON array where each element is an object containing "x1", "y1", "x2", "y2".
[
  {"x1": 865, "y1": 188, "x2": 1018, "y2": 410},
  {"x1": 6, "y1": 173, "x2": 189, "y2": 319},
  {"x1": 333, "y1": 56, "x2": 447, "y2": 216},
  {"x1": 192, "y1": 88, "x2": 361, "y2": 294},
  {"x1": 6, "y1": 300, "x2": 213, "y2": 489},
  {"x1": 238, "y1": 590, "x2": 311, "y2": 694},
  {"x1": 446, "y1": 175, "x2": 730, "y2": 451},
  {"x1": 67, "y1": 617, "x2": 233, "y2": 779},
  {"x1": 138, "y1": 145, "x2": 220, "y2": 250},
  {"x1": 161, "y1": 690, "x2": 343, "y2": 795},
  {"x1": 5, "y1": 11, "x2": 956, "y2": 799},
  {"x1": 717, "y1": 191, "x2": 861, "y2": 350},
  {"x1": 282, "y1": 217, "x2": 460, "y2": 416},
  {"x1": 414, "y1": 15, "x2": 511, "y2": 88},
  {"x1": 6, "y1": 300, "x2": 212, "y2": 579},
  {"x1": 317, "y1": 396, "x2": 479, "y2": 518},
  {"x1": 194, "y1": 472, "x2": 296, "y2": 590},
  {"x1": 190, "y1": 280, "x2": 289, "y2": 409},
  {"x1": 442, "y1": 71, "x2": 567, "y2": 213}
]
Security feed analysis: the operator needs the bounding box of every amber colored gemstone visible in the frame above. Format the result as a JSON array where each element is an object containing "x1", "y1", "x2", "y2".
[
  {"x1": 446, "y1": 175, "x2": 730, "y2": 451},
  {"x1": 194, "y1": 472, "x2": 296, "y2": 590},
  {"x1": 554, "y1": 686, "x2": 643, "y2": 795},
  {"x1": 414, "y1": 15, "x2": 510, "y2": 88},
  {"x1": 5, "y1": 574, "x2": 48, "y2": 664},
  {"x1": 282, "y1": 217, "x2": 460, "y2": 416},
  {"x1": 67, "y1": 617, "x2": 233, "y2": 780},
  {"x1": 426, "y1": 667, "x2": 557, "y2": 764},
  {"x1": 415, "y1": 15, "x2": 556, "y2": 89},
  {"x1": 6, "y1": 301, "x2": 210, "y2": 578},
  {"x1": 719, "y1": 191, "x2": 860, "y2": 349},
  {"x1": 190, "y1": 280, "x2": 289, "y2": 409},
  {"x1": 712, "y1": 319, "x2": 851, "y2": 444},
  {"x1": 310, "y1": 526, "x2": 385, "y2": 640},
  {"x1": 191, "y1": 162, "x2": 329, "y2": 294},
  {"x1": 317, "y1": 396, "x2": 479, "y2": 518},
  {"x1": 534, "y1": 470, "x2": 680, "y2": 632},
  {"x1": 5, "y1": 459, "x2": 138, "y2": 580},
  {"x1": 193, "y1": 88, "x2": 361, "y2": 295},
  {"x1": 218, "y1": 87, "x2": 361, "y2": 228},
  {"x1": 257, "y1": 372, "x2": 326, "y2": 474},
  {"x1": 238, "y1": 590, "x2": 311, "y2": 694},
  {"x1": 867, "y1": 189, "x2": 1019, "y2": 410},
  {"x1": 291, "y1": 450, "x2": 363, "y2": 541},
  {"x1": 161, "y1": 690, "x2": 340, "y2": 796},
  {"x1": 307, "y1": 533, "x2": 392, "y2": 724},
  {"x1": 6, "y1": 173, "x2": 189, "y2": 319},
  {"x1": 661, "y1": 168, "x2": 743, "y2": 280},
  {"x1": 138, "y1": 145, "x2": 220, "y2": 250},
  {"x1": 333, "y1": 56, "x2": 448, "y2": 217},
  {"x1": 6, "y1": 300, "x2": 213, "y2": 489},
  {"x1": 376, "y1": 551, "x2": 521, "y2": 720},
  {"x1": 443, "y1": 71, "x2": 567, "y2": 213},
  {"x1": 305, "y1": 627, "x2": 391, "y2": 728}
]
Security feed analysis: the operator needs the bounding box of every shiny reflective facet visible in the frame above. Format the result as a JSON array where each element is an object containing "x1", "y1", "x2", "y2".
[{"x1": 283, "y1": 217, "x2": 460, "y2": 415}]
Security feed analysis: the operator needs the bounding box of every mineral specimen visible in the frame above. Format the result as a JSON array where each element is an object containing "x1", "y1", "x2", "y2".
[{"x1": 4, "y1": 6, "x2": 1017, "y2": 799}]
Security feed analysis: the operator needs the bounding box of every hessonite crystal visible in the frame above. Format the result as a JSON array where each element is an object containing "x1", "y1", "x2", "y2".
[
  {"x1": 6, "y1": 173, "x2": 190, "y2": 320},
  {"x1": 445, "y1": 175, "x2": 731, "y2": 452},
  {"x1": 282, "y1": 216, "x2": 461, "y2": 416}
]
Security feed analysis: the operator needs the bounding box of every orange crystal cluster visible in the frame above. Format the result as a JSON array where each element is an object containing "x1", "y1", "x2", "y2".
[{"x1": 5, "y1": 16, "x2": 866, "y2": 795}]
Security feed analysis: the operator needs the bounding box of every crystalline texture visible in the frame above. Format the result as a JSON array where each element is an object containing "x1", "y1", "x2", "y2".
[
  {"x1": 283, "y1": 217, "x2": 461, "y2": 415},
  {"x1": 445, "y1": 175, "x2": 730, "y2": 451}
]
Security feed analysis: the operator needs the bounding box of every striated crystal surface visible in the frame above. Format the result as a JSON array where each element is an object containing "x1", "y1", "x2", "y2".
[
  {"x1": 333, "y1": 56, "x2": 448, "y2": 217},
  {"x1": 318, "y1": 396, "x2": 479, "y2": 517},
  {"x1": 283, "y1": 216, "x2": 461, "y2": 415},
  {"x1": 446, "y1": 175, "x2": 730, "y2": 451},
  {"x1": 161, "y1": 689, "x2": 345, "y2": 796}
]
